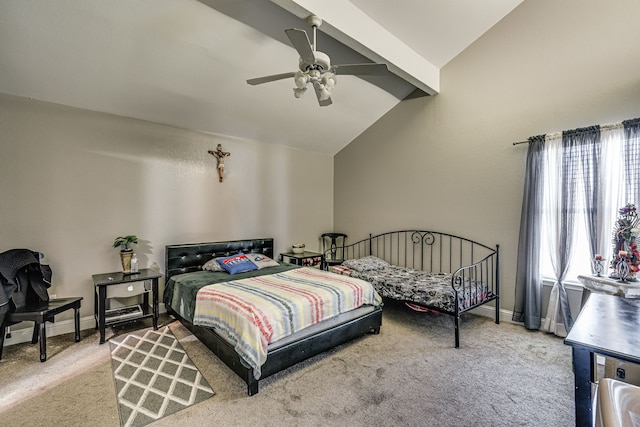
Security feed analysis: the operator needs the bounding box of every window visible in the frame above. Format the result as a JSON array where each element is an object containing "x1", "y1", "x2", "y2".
[
  {"x1": 538, "y1": 124, "x2": 640, "y2": 283},
  {"x1": 514, "y1": 118, "x2": 640, "y2": 333}
]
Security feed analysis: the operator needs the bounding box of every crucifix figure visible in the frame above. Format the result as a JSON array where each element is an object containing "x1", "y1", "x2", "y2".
[{"x1": 208, "y1": 144, "x2": 231, "y2": 182}]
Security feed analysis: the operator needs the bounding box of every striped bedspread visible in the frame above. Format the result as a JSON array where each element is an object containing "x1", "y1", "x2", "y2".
[{"x1": 193, "y1": 267, "x2": 382, "y2": 379}]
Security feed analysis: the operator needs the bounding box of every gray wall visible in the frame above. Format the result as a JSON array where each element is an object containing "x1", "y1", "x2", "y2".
[
  {"x1": 0, "y1": 93, "x2": 334, "y2": 334},
  {"x1": 334, "y1": 0, "x2": 640, "y2": 318}
]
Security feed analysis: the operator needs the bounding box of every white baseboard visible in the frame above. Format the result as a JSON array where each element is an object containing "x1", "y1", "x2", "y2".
[
  {"x1": 4, "y1": 304, "x2": 510, "y2": 347},
  {"x1": 469, "y1": 304, "x2": 517, "y2": 324},
  {"x1": 3, "y1": 315, "x2": 96, "y2": 347},
  {"x1": 3, "y1": 306, "x2": 168, "y2": 347}
]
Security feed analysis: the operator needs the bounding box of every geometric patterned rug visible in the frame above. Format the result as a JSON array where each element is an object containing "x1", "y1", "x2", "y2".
[{"x1": 109, "y1": 326, "x2": 215, "y2": 427}]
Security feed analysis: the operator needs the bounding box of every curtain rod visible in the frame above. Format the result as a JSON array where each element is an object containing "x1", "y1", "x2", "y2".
[{"x1": 513, "y1": 118, "x2": 635, "y2": 147}]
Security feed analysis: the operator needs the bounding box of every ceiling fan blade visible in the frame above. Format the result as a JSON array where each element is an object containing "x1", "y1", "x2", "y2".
[
  {"x1": 285, "y1": 28, "x2": 316, "y2": 64},
  {"x1": 313, "y1": 82, "x2": 332, "y2": 107},
  {"x1": 247, "y1": 72, "x2": 296, "y2": 86},
  {"x1": 331, "y1": 63, "x2": 389, "y2": 76}
]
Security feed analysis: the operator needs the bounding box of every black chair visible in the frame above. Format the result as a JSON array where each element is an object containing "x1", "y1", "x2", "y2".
[
  {"x1": 0, "y1": 297, "x2": 82, "y2": 362},
  {"x1": 320, "y1": 233, "x2": 347, "y2": 270},
  {"x1": 0, "y1": 249, "x2": 82, "y2": 362}
]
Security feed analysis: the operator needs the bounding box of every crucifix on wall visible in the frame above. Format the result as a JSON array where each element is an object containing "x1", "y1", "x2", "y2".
[{"x1": 208, "y1": 144, "x2": 231, "y2": 182}]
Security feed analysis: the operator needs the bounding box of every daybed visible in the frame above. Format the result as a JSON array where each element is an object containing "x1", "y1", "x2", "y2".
[
  {"x1": 164, "y1": 238, "x2": 382, "y2": 395},
  {"x1": 325, "y1": 230, "x2": 499, "y2": 347}
]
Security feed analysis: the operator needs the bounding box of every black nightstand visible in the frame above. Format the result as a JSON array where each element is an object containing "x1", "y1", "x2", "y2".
[
  {"x1": 92, "y1": 268, "x2": 161, "y2": 344},
  {"x1": 279, "y1": 251, "x2": 323, "y2": 267}
]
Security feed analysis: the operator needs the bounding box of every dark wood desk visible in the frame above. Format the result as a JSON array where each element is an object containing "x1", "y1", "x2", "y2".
[
  {"x1": 564, "y1": 293, "x2": 640, "y2": 427},
  {"x1": 92, "y1": 269, "x2": 160, "y2": 344}
]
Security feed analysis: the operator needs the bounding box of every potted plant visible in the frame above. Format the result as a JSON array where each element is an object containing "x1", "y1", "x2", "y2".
[{"x1": 113, "y1": 235, "x2": 138, "y2": 273}]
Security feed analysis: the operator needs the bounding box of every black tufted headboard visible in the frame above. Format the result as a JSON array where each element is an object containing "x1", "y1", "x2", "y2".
[{"x1": 165, "y1": 238, "x2": 274, "y2": 280}]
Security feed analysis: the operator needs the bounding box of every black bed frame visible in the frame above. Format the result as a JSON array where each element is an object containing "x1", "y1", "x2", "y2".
[
  {"x1": 164, "y1": 238, "x2": 382, "y2": 396},
  {"x1": 324, "y1": 230, "x2": 500, "y2": 348}
]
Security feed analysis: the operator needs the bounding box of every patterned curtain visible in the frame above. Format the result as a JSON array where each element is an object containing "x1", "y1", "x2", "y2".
[
  {"x1": 513, "y1": 119, "x2": 639, "y2": 335},
  {"x1": 599, "y1": 124, "x2": 626, "y2": 258},
  {"x1": 513, "y1": 136, "x2": 545, "y2": 329},
  {"x1": 576, "y1": 128, "x2": 602, "y2": 261},
  {"x1": 624, "y1": 118, "x2": 640, "y2": 203},
  {"x1": 542, "y1": 127, "x2": 601, "y2": 336}
]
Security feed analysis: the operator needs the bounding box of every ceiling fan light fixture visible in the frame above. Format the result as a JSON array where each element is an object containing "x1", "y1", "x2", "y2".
[
  {"x1": 294, "y1": 71, "x2": 309, "y2": 89},
  {"x1": 316, "y1": 83, "x2": 332, "y2": 101},
  {"x1": 321, "y1": 72, "x2": 336, "y2": 88},
  {"x1": 293, "y1": 87, "x2": 307, "y2": 99},
  {"x1": 307, "y1": 69, "x2": 321, "y2": 80},
  {"x1": 247, "y1": 15, "x2": 388, "y2": 107}
]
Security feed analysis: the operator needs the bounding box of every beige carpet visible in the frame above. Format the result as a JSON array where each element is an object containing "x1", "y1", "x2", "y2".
[{"x1": 0, "y1": 301, "x2": 575, "y2": 426}]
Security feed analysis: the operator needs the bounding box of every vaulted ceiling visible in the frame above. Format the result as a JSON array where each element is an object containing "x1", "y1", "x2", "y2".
[{"x1": 0, "y1": 0, "x2": 523, "y2": 155}]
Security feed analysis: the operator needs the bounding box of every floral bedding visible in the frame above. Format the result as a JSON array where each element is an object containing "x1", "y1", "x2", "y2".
[{"x1": 330, "y1": 262, "x2": 488, "y2": 313}]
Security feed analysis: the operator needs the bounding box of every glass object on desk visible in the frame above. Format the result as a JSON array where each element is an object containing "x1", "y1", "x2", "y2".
[
  {"x1": 616, "y1": 258, "x2": 630, "y2": 282},
  {"x1": 611, "y1": 249, "x2": 639, "y2": 282},
  {"x1": 130, "y1": 253, "x2": 139, "y2": 273},
  {"x1": 593, "y1": 254, "x2": 604, "y2": 277}
]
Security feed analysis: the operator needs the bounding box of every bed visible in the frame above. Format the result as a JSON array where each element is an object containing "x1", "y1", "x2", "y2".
[
  {"x1": 163, "y1": 238, "x2": 383, "y2": 395},
  {"x1": 325, "y1": 230, "x2": 499, "y2": 347}
]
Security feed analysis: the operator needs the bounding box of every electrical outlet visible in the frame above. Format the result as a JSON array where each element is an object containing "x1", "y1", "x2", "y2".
[{"x1": 50, "y1": 293, "x2": 57, "y2": 299}]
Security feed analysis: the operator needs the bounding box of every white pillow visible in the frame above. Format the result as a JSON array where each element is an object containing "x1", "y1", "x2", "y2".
[
  {"x1": 342, "y1": 256, "x2": 390, "y2": 272},
  {"x1": 202, "y1": 257, "x2": 225, "y2": 272},
  {"x1": 245, "y1": 253, "x2": 280, "y2": 270}
]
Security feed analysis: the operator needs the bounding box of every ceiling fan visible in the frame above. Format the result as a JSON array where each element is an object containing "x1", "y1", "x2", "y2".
[{"x1": 246, "y1": 15, "x2": 389, "y2": 107}]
